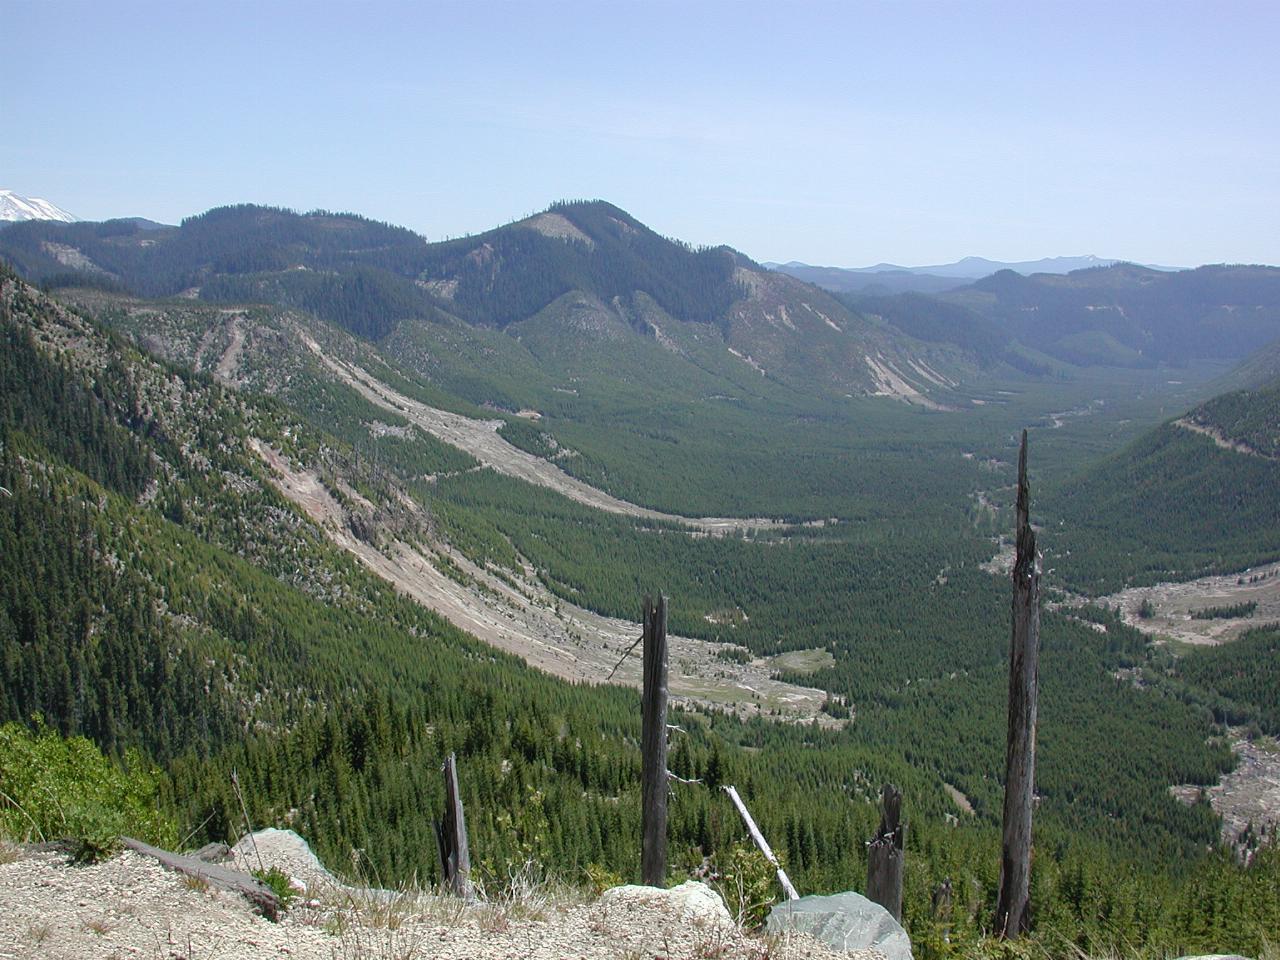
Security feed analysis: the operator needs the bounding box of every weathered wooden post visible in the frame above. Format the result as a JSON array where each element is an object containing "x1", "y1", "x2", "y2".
[
  {"x1": 436, "y1": 752, "x2": 474, "y2": 900},
  {"x1": 932, "y1": 877, "x2": 953, "y2": 943},
  {"x1": 866, "y1": 783, "x2": 905, "y2": 921},
  {"x1": 641, "y1": 594, "x2": 669, "y2": 886},
  {"x1": 723, "y1": 785, "x2": 800, "y2": 900},
  {"x1": 995, "y1": 430, "x2": 1041, "y2": 937}
]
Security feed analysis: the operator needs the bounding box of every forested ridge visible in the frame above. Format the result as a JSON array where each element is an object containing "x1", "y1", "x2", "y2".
[
  {"x1": 946, "y1": 263, "x2": 1280, "y2": 365},
  {"x1": 1047, "y1": 422, "x2": 1280, "y2": 593},
  {"x1": 0, "y1": 201, "x2": 747, "y2": 337},
  {"x1": 1188, "y1": 378, "x2": 1280, "y2": 458},
  {"x1": 2, "y1": 262, "x2": 1279, "y2": 955}
]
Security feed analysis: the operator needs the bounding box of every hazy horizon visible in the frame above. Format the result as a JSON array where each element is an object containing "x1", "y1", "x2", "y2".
[{"x1": 5, "y1": 0, "x2": 1278, "y2": 267}]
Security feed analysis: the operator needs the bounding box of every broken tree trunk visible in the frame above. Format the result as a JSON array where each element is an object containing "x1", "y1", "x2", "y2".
[
  {"x1": 723, "y1": 784, "x2": 800, "y2": 901},
  {"x1": 435, "y1": 752, "x2": 474, "y2": 900},
  {"x1": 933, "y1": 877, "x2": 954, "y2": 943},
  {"x1": 641, "y1": 595, "x2": 669, "y2": 886},
  {"x1": 866, "y1": 783, "x2": 905, "y2": 921},
  {"x1": 995, "y1": 429, "x2": 1041, "y2": 938},
  {"x1": 121, "y1": 836, "x2": 281, "y2": 920}
]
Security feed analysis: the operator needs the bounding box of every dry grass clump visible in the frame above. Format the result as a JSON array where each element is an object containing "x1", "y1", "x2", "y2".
[
  {"x1": 25, "y1": 920, "x2": 52, "y2": 946},
  {"x1": 473, "y1": 857, "x2": 586, "y2": 929},
  {"x1": 82, "y1": 915, "x2": 115, "y2": 935},
  {"x1": 319, "y1": 857, "x2": 594, "y2": 958},
  {"x1": 327, "y1": 922, "x2": 426, "y2": 960},
  {"x1": 178, "y1": 871, "x2": 211, "y2": 894},
  {"x1": 0, "y1": 837, "x2": 22, "y2": 864}
]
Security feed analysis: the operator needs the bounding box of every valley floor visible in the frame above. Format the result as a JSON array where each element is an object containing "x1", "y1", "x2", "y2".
[
  {"x1": 253, "y1": 441, "x2": 836, "y2": 724},
  {"x1": 1172, "y1": 731, "x2": 1280, "y2": 855},
  {"x1": 1096, "y1": 560, "x2": 1280, "y2": 646},
  {"x1": 300, "y1": 330, "x2": 784, "y2": 535}
]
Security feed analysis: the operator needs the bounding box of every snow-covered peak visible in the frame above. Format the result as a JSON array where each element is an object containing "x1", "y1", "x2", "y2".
[{"x1": 0, "y1": 190, "x2": 77, "y2": 223}]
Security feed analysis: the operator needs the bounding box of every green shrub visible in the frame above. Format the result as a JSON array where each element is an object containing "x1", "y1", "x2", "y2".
[
  {"x1": 713, "y1": 843, "x2": 780, "y2": 928},
  {"x1": 0, "y1": 721, "x2": 177, "y2": 859},
  {"x1": 584, "y1": 862, "x2": 623, "y2": 896},
  {"x1": 252, "y1": 865, "x2": 298, "y2": 912}
]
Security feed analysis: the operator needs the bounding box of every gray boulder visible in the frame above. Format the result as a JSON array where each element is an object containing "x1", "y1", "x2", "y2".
[{"x1": 767, "y1": 891, "x2": 912, "y2": 960}]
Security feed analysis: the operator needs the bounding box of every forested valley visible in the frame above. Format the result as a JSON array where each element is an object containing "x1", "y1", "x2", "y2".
[{"x1": 3, "y1": 217, "x2": 1280, "y2": 960}]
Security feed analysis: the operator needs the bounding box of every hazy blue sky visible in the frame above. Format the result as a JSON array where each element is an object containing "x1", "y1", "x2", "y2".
[{"x1": 5, "y1": 0, "x2": 1278, "y2": 266}]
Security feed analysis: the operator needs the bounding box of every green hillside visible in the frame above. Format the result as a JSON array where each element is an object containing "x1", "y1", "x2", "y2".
[
  {"x1": 4, "y1": 263, "x2": 1280, "y2": 953},
  {"x1": 1049, "y1": 377, "x2": 1280, "y2": 593},
  {"x1": 1188, "y1": 379, "x2": 1280, "y2": 458},
  {"x1": 0, "y1": 202, "x2": 973, "y2": 404}
]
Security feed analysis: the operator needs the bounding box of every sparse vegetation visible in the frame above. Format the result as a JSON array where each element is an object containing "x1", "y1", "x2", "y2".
[{"x1": 252, "y1": 865, "x2": 299, "y2": 912}]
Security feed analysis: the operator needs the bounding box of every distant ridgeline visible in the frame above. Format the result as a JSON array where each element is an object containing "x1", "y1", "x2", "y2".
[
  {"x1": 0, "y1": 201, "x2": 978, "y2": 405},
  {"x1": 0, "y1": 202, "x2": 743, "y2": 336},
  {"x1": 3, "y1": 215, "x2": 1280, "y2": 956},
  {"x1": 831, "y1": 262, "x2": 1280, "y2": 370}
]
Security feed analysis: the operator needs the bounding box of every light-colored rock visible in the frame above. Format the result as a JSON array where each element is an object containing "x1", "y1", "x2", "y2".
[
  {"x1": 599, "y1": 879, "x2": 733, "y2": 926},
  {"x1": 231, "y1": 827, "x2": 345, "y2": 894},
  {"x1": 768, "y1": 890, "x2": 912, "y2": 960}
]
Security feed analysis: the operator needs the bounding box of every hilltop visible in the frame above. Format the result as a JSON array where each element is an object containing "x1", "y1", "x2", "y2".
[{"x1": 0, "y1": 201, "x2": 978, "y2": 405}]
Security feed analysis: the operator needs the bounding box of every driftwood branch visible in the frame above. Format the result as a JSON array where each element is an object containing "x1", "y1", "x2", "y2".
[
  {"x1": 995, "y1": 429, "x2": 1041, "y2": 938},
  {"x1": 121, "y1": 836, "x2": 281, "y2": 920},
  {"x1": 723, "y1": 785, "x2": 800, "y2": 901}
]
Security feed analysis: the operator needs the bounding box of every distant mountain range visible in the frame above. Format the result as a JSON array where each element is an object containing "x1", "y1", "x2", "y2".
[
  {"x1": 0, "y1": 189, "x2": 76, "y2": 224},
  {"x1": 3, "y1": 198, "x2": 1280, "y2": 407},
  {"x1": 944, "y1": 263, "x2": 1280, "y2": 366},
  {"x1": 768, "y1": 255, "x2": 1183, "y2": 295},
  {"x1": 0, "y1": 201, "x2": 975, "y2": 406}
]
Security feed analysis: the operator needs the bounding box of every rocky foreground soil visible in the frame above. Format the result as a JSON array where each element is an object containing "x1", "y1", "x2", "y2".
[{"x1": 0, "y1": 832, "x2": 873, "y2": 960}]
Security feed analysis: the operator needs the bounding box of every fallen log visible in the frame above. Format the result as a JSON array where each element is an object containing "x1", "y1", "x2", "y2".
[{"x1": 121, "y1": 836, "x2": 282, "y2": 920}]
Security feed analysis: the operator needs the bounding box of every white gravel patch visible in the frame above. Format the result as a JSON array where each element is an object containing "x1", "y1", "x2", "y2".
[{"x1": 0, "y1": 843, "x2": 873, "y2": 960}]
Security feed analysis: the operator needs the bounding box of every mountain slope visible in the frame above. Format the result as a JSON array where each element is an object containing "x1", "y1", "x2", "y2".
[
  {"x1": 0, "y1": 189, "x2": 76, "y2": 223},
  {"x1": 1181, "y1": 376, "x2": 1280, "y2": 459},
  {"x1": 0, "y1": 201, "x2": 975, "y2": 405},
  {"x1": 946, "y1": 263, "x2": 1280, "y2": 365},
  {"x1": 1049, "y1": 377, "x2": 1280, "y2": 592},
  {"x1": 1216, "y1": 337, "x2": 1280, "y2": 392},
  {"x1": 767, "y1": 262, "x2": 966, "y2": 295}
]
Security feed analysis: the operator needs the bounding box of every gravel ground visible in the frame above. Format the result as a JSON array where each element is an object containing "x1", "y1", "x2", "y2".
[{"x1": 0, "y1": 836, "x2": 875, "y2": 960}]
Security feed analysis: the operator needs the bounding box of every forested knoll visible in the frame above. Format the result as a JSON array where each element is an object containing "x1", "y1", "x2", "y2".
[
  {"x1": 1047, "y1": 381, "x2": 1280, "y2": 593},
  {"x1": 3, "y1": 265, "x2": 1279, "y2": 954},
  {"x1": 1188, "y1": 377, "x2": 1280, "y2": 458}
]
